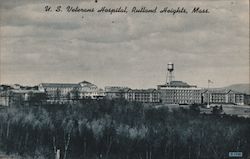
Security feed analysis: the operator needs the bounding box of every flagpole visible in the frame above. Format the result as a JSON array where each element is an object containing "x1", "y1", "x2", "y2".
[
  {"x1": 207, "y1": 80, "x2": 210, "y2": 108},
  {"x1": 207, "y1": 80, "x2": 212, "y2": 108}
]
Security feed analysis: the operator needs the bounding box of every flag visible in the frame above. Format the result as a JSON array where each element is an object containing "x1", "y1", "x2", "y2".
[{"x1": 208, "y1": 80, "x2": 213, "y2": 84}]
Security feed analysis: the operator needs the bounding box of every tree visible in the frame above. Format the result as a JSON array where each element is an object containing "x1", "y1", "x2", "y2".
[
  {"x1": 212, "y1": 106, "x2": 223, "y2": 115},
  {"x1": 189, "y1": 104, "x2": 200, "y2": 115},
  {"x1": 71, "y1": 88, "x2": 80, "y2": 101},
  {"x1": 0, "y1": 99, "x2": 250, "y2": 159},
  {"x1": 55, "y1": 88, "x2": 61, "y2": 101},
  {"x1": 28, "y1": 92, "x2": 47, "y2": 106}
]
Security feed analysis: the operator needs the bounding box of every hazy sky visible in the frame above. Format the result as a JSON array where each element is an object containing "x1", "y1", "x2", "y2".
[{"x1": 0, "y1": 0, "x2": 249, "y2": 88}]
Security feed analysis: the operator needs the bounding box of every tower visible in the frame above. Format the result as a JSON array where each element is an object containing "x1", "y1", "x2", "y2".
[{"x1": 166, "y1": 62, "x2": 174, "y2": 84}]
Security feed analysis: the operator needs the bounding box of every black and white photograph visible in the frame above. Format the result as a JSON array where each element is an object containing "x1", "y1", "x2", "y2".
[{"x1": 0, "y1": 0, "x2": 249, "y2": 158}]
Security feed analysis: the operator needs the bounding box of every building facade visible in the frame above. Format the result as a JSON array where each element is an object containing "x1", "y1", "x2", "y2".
[
  {"x1": 0, "y1": 91, "x2": 10, "y2": 106},
  {"x1": 0, "y1": 90, "x2": 46, "y2": 106},
  {"x1": 158, "y1": 81, "x2": 202, "y2": 104},
  {"x1": 78, "y1": 81, "x2": 105, "y2": 99},
  {"x1": 244, "y1": 94, "x2": 250, "y2": 105},
  {"x1": 202, "y1": 90, "x2": 245, "y2": 105},
  {"x1": 104, "y1": 86, "x2": 130, "y2": 99},
  {"x1": 124, "y1": 89, "x2": 160, "y2": 103},
  {"x1": 38, "y1": 83, "x2": 79, "y2": 100},
  {"x1": 38, "y1": 81, "x2": 104, "y2": 101}
]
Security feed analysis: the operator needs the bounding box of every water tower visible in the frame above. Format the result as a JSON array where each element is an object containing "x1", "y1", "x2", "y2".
[{"x1": 166, "y1": 62, "x2": 174, "y2": 84}]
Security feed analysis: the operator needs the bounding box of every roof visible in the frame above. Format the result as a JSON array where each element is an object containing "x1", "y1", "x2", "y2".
[
  {"x1": 79, "y1": 81, "x2": 92, "y2": 85},
  {"x1": 158, "y1": 81, "x2": 197, "y2": 88},
  {"x1": 169, "y1": 81, "x2": 191, "y2": 87},
  {"x1": 105, "y1": 86, "x2": 130, "y2": 92},
  {"x1": 203, "y1": 89, "x2": 245, "y2": 94},
  {"x1": 40, "y1": 83, "x2": 80, "y2": 88},
  {"x1": 0, "y1": 85, "x2": 13, "y2": 91},
  {"x1": 79, "y1": 81, "x2": 97, "y2": 88},
  {"x1": 126, "y1": 89, "x2": 158, "y2": 93},
  {"x1": 10, "y1": 90, "x2": 45, "y2": 94},
  {"x1": 39, "y1": 81, "x2": 99, "y2": 89}
]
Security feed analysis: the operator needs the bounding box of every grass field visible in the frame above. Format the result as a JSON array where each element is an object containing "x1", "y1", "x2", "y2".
[
  {"x1": 155, "y1": 104, "x2": 250, "y2": 118},
  {"x1": 200, "y1": 104, "x2": 250, "y2": 118}
]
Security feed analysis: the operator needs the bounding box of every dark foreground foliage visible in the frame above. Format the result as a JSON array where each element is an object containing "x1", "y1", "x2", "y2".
[{"x1": 0, "y1": 99, "x2": 249, "y2": 159}]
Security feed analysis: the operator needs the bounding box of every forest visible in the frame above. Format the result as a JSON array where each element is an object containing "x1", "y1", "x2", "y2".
[{"x1": 0, "y1": 98, "x2": 249, "y2": 159}]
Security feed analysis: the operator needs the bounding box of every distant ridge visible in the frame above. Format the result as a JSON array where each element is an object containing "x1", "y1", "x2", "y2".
[{"x1": 221, "y1": 83, "x2": 250, "y2": 94}]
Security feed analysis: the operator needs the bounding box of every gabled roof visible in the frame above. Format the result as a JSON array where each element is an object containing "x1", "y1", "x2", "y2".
[
  {"x1": 79, "y1": 81, "x2": 92, "y2": 84},
  {"x1": 126, "y1": 89, "x2": 158, "y2": 93},
  {"x1": 158, "y1": 81, "x2": 197, "y2": 88},
  {"x1": 170, "y1": 81, "x2": 189, "y2": 86},
  {"x1": 169, "y1": 81, "x2": 195, "y2": 87},
  {"x1": 79, "y1": 81, "x2": 97, "y2": 87},
  {"x1": 105, "y1": 86, "x2": 130, "y2": 92},
  {"x1": 11, "y1": 90, "x2": 45, "y2": 94},
  {"x1": 40, "y1": 83, "x2": 80, "y2": 88},
  {"x1": 203, "y1": 89, "x2": 244, "y2": 94}
]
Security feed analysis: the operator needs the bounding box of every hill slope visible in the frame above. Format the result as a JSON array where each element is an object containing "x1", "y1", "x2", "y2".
[{"x1": 222, "y1": 83, "x2": 250, "y2": 94}]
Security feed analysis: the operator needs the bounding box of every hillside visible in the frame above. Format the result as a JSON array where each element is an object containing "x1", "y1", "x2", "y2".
[{"x1": 222, "y1": 83, "x2": 250, "y2": 94}]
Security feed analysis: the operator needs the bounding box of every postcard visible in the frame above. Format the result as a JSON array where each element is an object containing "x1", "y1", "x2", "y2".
[{"x1": 0, "y1": 0, "x2": 249, "y2": 159}]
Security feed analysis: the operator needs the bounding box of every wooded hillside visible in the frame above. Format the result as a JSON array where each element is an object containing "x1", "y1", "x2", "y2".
[{"x1": 0, "y1": 99, "x2": 249, "y2": 159}]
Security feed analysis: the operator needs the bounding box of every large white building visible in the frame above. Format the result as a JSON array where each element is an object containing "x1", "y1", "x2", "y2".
[
  {"x1": 38, "y1": 81, "x2": 104, "y2": 100},
  {"x1": 202, "y1": 89, "x2": 245, "y2": 105},
  {"x1": 124, "y1": 89, "x2": 160, "y2": 103},
  {"x1": 158, "y1": 81, "x2": 202, "y2": 104},
  {"x1": 158, "y1": 63, "x2": 202, "y2": 105},
  {"x1": 104, "y1": 86, "x2": 130, "y2": 99}
]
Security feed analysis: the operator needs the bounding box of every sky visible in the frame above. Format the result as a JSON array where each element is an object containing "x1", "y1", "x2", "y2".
[{"x1": 0, "y1": 0, "x2": 249, "y2": 89}]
